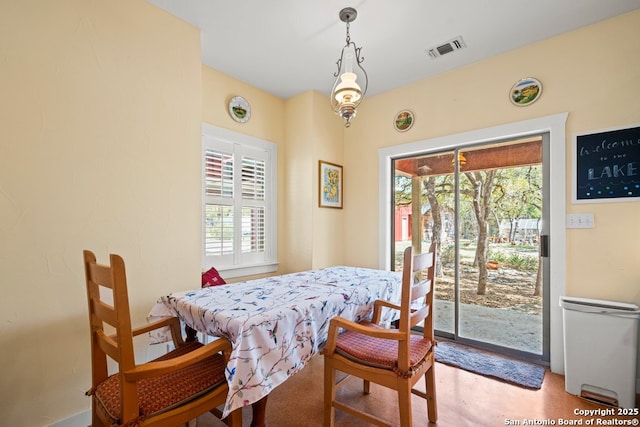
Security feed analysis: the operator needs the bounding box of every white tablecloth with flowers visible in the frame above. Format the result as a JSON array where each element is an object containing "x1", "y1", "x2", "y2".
[{"x1": 148, "y1": 266, "x2": 403, "y2": 417}]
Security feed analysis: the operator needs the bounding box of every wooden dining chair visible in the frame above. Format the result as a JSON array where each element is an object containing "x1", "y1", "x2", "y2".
[
  {"x1": 83, "y1": 250, "x2": 241, "y2": 427},
  {"x1": 323, "y1": 244, "x2": 438, "y2": 426}
]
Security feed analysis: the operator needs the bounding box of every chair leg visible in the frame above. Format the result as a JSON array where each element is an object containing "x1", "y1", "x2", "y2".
[
  {"x1": 425, "y1": 365, "x2": 438, "y2": 423},
  {"x1": 226, "y1": 408, "x2": 243, "y2": 427},
  {"x1": 323, "y1": 359, "x2": 336, "y2": 427},
  {"x1": 92, "y1": 404, "x2": 108, "y2": 427},
  {"x1": 397, "y1": 379, "x2": 413, "y2": 427},
  {"x1": 363, "y1": 379, "x2": 371, "y2": 394}
]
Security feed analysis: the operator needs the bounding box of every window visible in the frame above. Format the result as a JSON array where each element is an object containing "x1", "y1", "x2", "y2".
[{"x1": 202, "y1": 124, "x2": 277, "y2": 278}]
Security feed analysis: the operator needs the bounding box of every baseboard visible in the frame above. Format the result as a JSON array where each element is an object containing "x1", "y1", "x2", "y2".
[{"x1": 48, "y1": 409, "x2": 90, "y2": 427}]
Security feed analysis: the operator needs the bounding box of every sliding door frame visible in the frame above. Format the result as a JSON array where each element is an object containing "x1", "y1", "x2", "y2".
[{"x1": 378, "y1": 113, "x2": 568, "y2": 374}]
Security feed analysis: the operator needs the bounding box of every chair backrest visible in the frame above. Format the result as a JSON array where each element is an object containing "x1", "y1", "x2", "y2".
[
  {"x1": 83, "y1": 250, "x2": 137, "y2": 396},
  {"x1": 397, "y1": 243, "x2": 437, "y2": 372}
]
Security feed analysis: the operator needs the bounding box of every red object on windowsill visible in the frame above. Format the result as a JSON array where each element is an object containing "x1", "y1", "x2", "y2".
[{"x1": 202, "y1": 267, "x2": 226, "y2": 287}]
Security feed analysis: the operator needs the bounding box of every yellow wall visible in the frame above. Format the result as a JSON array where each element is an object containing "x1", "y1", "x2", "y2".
[
  {"x1": 342, "y1": 9, "x2": 640, "y2": 385},
  {"x1": 200, "y1": 68, "x2": 345, "y2": 275},
  {"x1": 202, "y1": 65, "x2": 284, "y2": 145},
  {"x1": 0, "y1": 1, "x2": 203, "y2": 425},
  {"x1": 281, "y1": 91, "x2": 345, "y2": 271},
  {"x1": 344, "y1": 10, "x2": 640, "y2": 306},
  {"x1": 311, "y1": 92, "x2": 346, "y2": 269},
  {"x1": 201, "y1": 65, "x2": 289, "y2": 276},
  {"x1": 283, "y1": 92, "x2": 316, "y2": 271},
  {"x1": 0, "y1": 1, "x2": 638, "y2": 424}
]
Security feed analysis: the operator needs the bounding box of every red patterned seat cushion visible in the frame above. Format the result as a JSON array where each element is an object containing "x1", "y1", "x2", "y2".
[
  {"x1": 202, "y1": 267, "x2": 226, "y2": 287},
  {"x1": 335, "y1": 322, "x2": 433, "y2": 370},
  {"x1": 93, "y1": 341, "x2": 227, "y2": 424}
]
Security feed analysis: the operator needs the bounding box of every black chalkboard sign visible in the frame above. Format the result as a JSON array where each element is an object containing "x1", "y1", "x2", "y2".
[{"x1": 573, "y1": 124, "x2": 640, "y2": 203}]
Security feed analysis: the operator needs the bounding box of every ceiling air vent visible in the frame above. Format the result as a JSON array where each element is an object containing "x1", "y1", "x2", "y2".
[{"x1": 427, "y1": 36, "x2": 466, "y2": 59}]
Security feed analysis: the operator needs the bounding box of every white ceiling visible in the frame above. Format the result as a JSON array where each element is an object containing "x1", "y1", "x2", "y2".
[{"x1": 146, "y1": 0, "x2": 640, "y2": 99}]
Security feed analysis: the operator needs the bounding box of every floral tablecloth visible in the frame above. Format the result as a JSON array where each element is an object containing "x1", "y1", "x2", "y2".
[{"x1": 148, "y1": 266, "x2": 402, "y2": 417}]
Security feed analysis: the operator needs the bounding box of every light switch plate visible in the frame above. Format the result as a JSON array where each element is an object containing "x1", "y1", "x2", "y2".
[{"x1": 566, "y1": 213, "x2": 594, "y2": 229}]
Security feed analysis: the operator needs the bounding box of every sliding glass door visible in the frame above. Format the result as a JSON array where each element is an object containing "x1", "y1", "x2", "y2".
[{"x1": 392, "y1": 136, "x2": 549, "y2": 360}]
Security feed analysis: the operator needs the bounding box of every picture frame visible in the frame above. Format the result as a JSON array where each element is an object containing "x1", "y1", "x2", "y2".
[
  {"x1": 393, "y1": 110, "x2": 415, "y2": 132},
  {"x1": 319, "y1": 161, "x2": 343, "y2": 208},
  {"x1": 509, "y1": 78, "x2": 542, "y2": 106},
  {"x1": 572, "y1": 123, "x2": 640, "y2": 204}
]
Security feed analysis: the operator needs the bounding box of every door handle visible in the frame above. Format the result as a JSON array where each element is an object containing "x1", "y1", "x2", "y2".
[{"x1": 540, "y1": 235, "x2": 549, "y2": 258}]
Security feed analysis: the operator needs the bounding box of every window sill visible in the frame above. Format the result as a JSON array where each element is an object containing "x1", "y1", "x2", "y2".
[{"x1": 216, "y1": 262, "x2": 279, "y2": 279}]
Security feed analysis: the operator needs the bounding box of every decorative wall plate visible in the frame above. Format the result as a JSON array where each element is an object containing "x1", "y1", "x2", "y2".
[
  {"x1": 393, "y1": 110, "x2": 414, "y2": 132},
  {"x1": 228, "y1": 96, "x2": 251, "y2": 123},
  {"x1": 510, "y1": 78, "x2": 542, "y2": 106}
]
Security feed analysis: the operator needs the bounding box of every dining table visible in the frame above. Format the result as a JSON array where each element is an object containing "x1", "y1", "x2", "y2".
[{"x1": 148, "y1": 265, "x2": 404, "y2": 427}]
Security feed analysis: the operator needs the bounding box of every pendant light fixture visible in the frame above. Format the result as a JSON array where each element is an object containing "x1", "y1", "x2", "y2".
[{"x1": 330, "y1": 7, "x2": 368, "y2": 128}]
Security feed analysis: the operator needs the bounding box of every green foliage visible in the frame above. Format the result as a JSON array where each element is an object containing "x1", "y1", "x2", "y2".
[
  {"x1": 492, "y1": 166, "x2": 542, "y2": 221},
  {"x1": 394, "y1": 157, "x2": 543, "y2": 275},
  {"x1": 488, "y1": 249, "x2": 538, "y2": 271},
  {"x1": 394, "y1": 175, "x2": 413, "y2": 206}
]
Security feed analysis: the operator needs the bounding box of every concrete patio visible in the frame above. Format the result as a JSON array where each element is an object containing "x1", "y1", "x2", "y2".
[{"x1": 434, "y1": 299, "x2": 543, "y2": 354}]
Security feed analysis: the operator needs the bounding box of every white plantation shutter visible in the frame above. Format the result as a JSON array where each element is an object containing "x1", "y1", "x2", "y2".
[
  {"x1": 240, "y1": 156, "x2": 266, "y2": 254},
  {"x1": 205, "y1": 150, "x2": 234, "y2": 198},
  {"x1": 202, "y1": 124, "x2": 277, "y2": 277},
  {"x1": 241, "y1": 156, "x2": 265, "y2": 201},
  {"x1": 204, "y1": 201, "x2": 234, "y2": 256},
  {"x1": 241, "y1": 206, "x2": 265, "y2": 253},
  {"x1": 204, "y1": 149, "x2": 234, "y2": 257}
]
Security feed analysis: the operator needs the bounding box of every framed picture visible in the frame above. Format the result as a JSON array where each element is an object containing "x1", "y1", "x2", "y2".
[
  {"x1": 393, "y1": 110, "x2": 415, "y2": 132},
  {"x1": 572, "y1": 123, "x2": 640, "y2": 203},
  {"x1": 509, "y1": 78, "x2": 542, "y2": 106},
  {"x1": 319, "y1": 161, "x2": 343, "y2": 208}
]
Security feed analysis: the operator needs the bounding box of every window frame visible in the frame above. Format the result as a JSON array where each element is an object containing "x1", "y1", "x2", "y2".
[{"x1": 202, "y1": 123, "x2": 278, "y2": 278}]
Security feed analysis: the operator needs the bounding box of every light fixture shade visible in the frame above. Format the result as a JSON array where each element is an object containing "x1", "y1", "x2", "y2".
[
  {"x1": 333, "y1": 72, "x2": 362, "y2": 104},
  {"x1": 330, "y1": 8, "x2": 368, "y2": 128}
]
